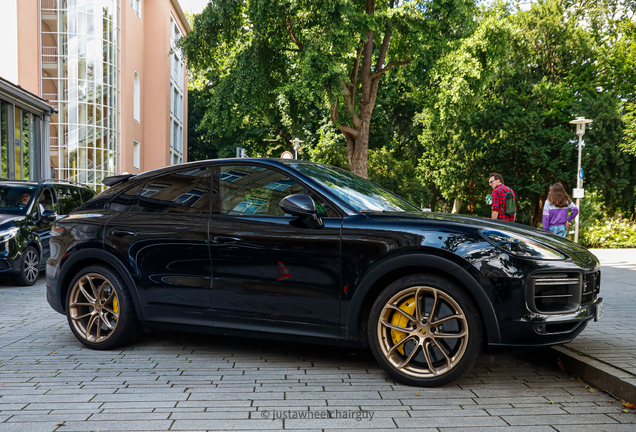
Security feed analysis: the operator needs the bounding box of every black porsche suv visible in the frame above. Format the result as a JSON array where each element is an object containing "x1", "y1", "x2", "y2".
[
  {"x1": 0, "y1": 179, "x2": 95, "y2": 285},
  {"x1": 45, "y1": 159, "x2": 602, "y2": 386}
]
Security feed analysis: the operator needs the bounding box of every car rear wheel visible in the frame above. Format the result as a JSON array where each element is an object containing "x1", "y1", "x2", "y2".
[
  {"x1": 368, "y1": 274, "x2": 482, "y2": 386},
  {"x1": 66, "y1": 265, "x2": 141, "y2": 350},
  {"x1": 14, "y1": 246, "x2": 40, "y2": 286}
]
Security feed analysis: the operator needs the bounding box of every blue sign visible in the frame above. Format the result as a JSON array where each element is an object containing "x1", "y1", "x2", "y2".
[{"x1": 578, "y1": 168, "x2": 584, "y2": 180}]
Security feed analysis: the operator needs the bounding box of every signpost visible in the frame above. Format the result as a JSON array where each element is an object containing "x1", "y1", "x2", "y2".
[{"x1": 281, "y1": 151, "x2": 293, "y2": 159}]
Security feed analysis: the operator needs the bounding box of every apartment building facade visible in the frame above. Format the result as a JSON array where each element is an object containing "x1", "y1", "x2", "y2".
[{"x1": 1, "y1": 0, "x2": 189, "y2": 191}]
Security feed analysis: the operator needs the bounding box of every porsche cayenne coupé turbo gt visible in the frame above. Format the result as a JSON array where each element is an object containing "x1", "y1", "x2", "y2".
[{"x1": 45, "y1": 159, "x2": 602, "y2": 386}]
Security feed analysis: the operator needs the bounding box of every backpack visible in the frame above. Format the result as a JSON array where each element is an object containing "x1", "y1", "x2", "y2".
[{"x1": 504, "y1": 189, "x2": 516, "y2": 215}]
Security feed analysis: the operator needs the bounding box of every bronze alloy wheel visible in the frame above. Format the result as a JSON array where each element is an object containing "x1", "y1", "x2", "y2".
[
  {"x1": 68, "y1": 273, "x2": 120, "y2": 343},
  {"x1": 369, "y1": 274, "x2": 482, "y2": 386},
  {"x1": 377, "y1": 286, "x2": 469, "y2": 378}
]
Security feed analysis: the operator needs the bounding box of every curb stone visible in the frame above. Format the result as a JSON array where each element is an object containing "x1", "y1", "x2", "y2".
[{"x1": 549, "y1": 345, "x2": 636, "y2": 404}]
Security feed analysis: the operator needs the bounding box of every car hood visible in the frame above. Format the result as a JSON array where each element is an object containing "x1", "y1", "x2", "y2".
[
  {"x1": 362, "y1": 211, "x2": 590, "y2": 256},
  {"x1": 0, "y1": 213, "x2": 25, "y2": 230}
]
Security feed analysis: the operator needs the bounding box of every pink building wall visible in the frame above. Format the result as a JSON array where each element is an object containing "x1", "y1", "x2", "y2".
[{"x1": 14, "y1": 0, "x2": 190, "y2": 179}]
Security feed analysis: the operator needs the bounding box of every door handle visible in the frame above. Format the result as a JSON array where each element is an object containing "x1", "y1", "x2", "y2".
[
  {"x1": 213, "y1": 236, "x2": 242, "y2": 243},
  {"x1": 112, "y1": 230, "x2": 137, "y2": 237}
]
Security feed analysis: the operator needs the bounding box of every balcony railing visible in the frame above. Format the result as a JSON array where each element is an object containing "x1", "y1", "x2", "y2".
[
  {"x1": 43, "y1": 93, "x2": 58, "y2": 105},
  {"x1": 42, "y1": 46, "x2": 57, "y2": 64},
  {"x1": 41, "y1": 0, "x2": 66, "y2": 10},
  {"x1": 50, "y1": 137, "x2": 58, "y2": 148}
]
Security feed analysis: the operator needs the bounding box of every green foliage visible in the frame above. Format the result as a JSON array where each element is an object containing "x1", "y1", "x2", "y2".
[
  {"x1": 183, "y1": 0, "x2": 636, "y2": 225},
  {"x1": 417, "y1": 0, "x2": 636, "y2": 225},
  {"x1": 581, "y1": 216, "x2": 636, "y2": 248}
]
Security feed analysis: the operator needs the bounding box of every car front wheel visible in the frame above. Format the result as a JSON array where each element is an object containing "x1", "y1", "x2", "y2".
[
  {"x1": 368, "y1": 274, "x2": 482, "y2": 386},
  {"x1": 66, "y1": 265, "x2": 141, "y2": 350}
]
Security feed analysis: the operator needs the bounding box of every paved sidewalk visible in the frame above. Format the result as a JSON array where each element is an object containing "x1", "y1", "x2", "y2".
[
  {"x1": 1, "y1": 271, "x2": 636, "y2": 431},
  {"x1": 555, "y1": 249, "x2": 636, "y2": 401}
]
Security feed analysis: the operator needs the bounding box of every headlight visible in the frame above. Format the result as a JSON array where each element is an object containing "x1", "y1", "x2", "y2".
[
  {"x1": 0, "y1": 227, "x2": 19, "y2": 242},
  {"x1": 480, "y1": 229, "x2": 565, "y2": 260}
]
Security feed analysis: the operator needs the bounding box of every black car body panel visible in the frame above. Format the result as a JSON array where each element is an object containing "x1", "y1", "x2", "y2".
[{"x1": 46, "y1": 159, "x2": 602, "y2": 352}]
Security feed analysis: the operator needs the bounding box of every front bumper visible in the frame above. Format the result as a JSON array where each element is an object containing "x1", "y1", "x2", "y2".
[{"x1": 489, "y1": 297, "x2": 603, "y2": 350}]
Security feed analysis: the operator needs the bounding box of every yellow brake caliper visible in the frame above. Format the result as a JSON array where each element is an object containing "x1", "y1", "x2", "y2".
[
  {"x1": 112, "y1": 295, "x2": 119, "y2": 318},
  {"x1": 390, "y1": 296, "x2": 416, "y2": 355}
]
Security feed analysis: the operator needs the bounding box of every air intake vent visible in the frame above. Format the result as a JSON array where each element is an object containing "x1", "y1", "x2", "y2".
[
  {"x1": 528, "y1": 272, "x2": 582, "y2": 314},
  {"x1": 582, "y1": 271, "x2": 600, "y2": 304}
]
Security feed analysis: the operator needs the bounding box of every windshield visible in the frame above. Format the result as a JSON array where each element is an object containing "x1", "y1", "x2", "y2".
[
  {"x1": 0, "y1": 185, "x2": 36, "y2": 214},
  {"x1": 292, "y1": 163, "x2": 419, "y2": 212}
]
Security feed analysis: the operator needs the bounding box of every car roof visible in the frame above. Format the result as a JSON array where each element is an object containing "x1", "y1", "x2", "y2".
[{"x1": 0, "y1": 180, "x2": 90, "y2": 189}]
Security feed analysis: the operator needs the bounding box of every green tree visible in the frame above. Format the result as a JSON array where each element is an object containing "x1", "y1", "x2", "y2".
[
  {"x1": 180, "y1": 0, "x2": 478, "y2": 178},
  {"x1": 418, "y1": 0, "x2": 636, "y2": 224}
]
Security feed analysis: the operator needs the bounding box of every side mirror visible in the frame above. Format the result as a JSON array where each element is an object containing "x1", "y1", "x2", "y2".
[
  {"x1": 279, "y1": 194, "x2": 323, "y2": 228},
  {"x1": 42, "y1": 210, "x2": 57, "y2": 222}
]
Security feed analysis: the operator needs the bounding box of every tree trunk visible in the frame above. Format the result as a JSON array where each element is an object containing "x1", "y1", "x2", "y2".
[
  {"x1": 347, "y1": 121, "x2": 370, "y2": 178},
  {"x1": 326, "y1": 1, "x2": 409, "y2": 179}
]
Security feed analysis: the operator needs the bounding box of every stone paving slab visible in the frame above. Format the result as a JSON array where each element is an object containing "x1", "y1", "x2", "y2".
[{"x1": 2, "y1": 273, "x2": 636, "y2": 431}]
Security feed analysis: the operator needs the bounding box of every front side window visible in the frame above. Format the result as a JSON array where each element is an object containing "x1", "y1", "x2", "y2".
[
  {"x1": 291, "y1": 163, "x2": 418, "y2": 212},
  {"x1": 137, "y1": 167, "x2": 213, "y2": 214},
  {"x1": 0, "y1": 185, "x2": 39, "y2": 215},
  {"x1": 55, "y1": 186, "x2": 84, "y2": 215},
  {"x1": 218, "y1": 166, "x2": 304, "y2": 216}
]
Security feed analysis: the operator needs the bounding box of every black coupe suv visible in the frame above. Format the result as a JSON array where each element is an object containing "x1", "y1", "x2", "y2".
[
  {"x1": 0, "y1": 179, "x2": 95, "y2": 285},
  {"x1": 45, "y1": 159, "x2": 602, "y2": 386}
]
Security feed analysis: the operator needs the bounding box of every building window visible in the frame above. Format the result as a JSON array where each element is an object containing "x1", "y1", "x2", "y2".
[
  {"x1": 41, "y1": 1, "x2": 119, "y2": 191},
  {"x1": 133, "y1": 72, "x2": 140, "y2": 122},
  {"x1": 130, "y1": 0, "x2": 141, "y2": 18},
  {"x1": 133, "y1": 140, "x2": 140, "y2": 170},
  {"x1": 169, "y1": 15, "x2": 185, "y2": 165}
]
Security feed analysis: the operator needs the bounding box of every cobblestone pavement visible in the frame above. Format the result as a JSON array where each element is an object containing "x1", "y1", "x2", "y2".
[
  {"x1": 1, "y1": 269, "x2": 635, "y2": 431},
  {"x1": 564, "y1": 249, "x2": 636, "y2": 389}
]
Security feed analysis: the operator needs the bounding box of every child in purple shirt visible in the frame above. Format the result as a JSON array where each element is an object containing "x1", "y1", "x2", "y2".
[{"x1": 542, "y1": 183, "x2": 579, "y2": 237}]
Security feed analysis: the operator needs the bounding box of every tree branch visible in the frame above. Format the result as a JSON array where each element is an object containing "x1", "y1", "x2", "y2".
[
  {"x1": 337, "y1": 125, "x2": 360, "y2": 137},
  {"x1": 286, "y1": 14, "x2": 304, "y2": 51},
  {"x1": 375, "y1": 25, "x2": 392, "y2": 72},
  {"x1": 370, "y1": 60, "x2": 410, "y2": 80},
  {"x1": 330, "y1": 96, "x2": 360, "y2": 138},
  {"x1": 349, "y1": 43, "x2": 363, "y2": 105},
  {"x1": 341, "y1": 80, "x2": 362, "y2": 127}
]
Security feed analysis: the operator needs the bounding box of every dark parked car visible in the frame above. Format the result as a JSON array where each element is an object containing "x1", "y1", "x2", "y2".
[
  {"x1": 45, "y1": 159, "x2": 602, "y2": 386},
  {"x1": 0, "y1": 179, "x2": 95, "y2": 285}
]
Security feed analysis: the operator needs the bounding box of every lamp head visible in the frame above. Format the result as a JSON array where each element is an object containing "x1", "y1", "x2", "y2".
[{"x1": 569, "y1": 116, "x2": 593, "y2": 136}]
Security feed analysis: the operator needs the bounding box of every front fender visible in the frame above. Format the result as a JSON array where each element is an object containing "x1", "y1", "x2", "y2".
[{"x1": 343, "y1": 253, "x2": 500, "y2": 345}]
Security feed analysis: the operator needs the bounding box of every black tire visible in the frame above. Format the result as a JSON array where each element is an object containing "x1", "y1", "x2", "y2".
[
  {"x1": 65, "y1": 264, "x2": 142, "y2": 350},
  {"x1": 368, "y1": 274, "x2": 482, "y2": 387},
  {"x1": 14, "y1": 246, "x2": 40, "y2": 286}
]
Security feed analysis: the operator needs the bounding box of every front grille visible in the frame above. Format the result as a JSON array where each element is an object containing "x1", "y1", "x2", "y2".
[
  {"x1": 582, "y1": 271, "x2": 600, "y2": 304},
  {"x1": 528, "y1": 272, "x2": 582, "y2": 314}
]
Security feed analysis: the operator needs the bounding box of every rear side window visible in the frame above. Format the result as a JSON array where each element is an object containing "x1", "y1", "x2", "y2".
[
  {"x1": 55, "y1": 186, "x2": 83, "y2": 215},
  {"x1": 108, "y1": 183, "x2": 144, "y2": 212},
  {"x1": 137, "y1": 167, "x2": 213, "y2": 214},
  {"x1": 79, "y1": 187, "x2": 95, "y2": 204}
]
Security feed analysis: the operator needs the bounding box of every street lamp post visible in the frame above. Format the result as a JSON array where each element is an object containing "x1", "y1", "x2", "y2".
[
  {"x1": 568, "y1": 116, "x2": 593, "y2": 243},
  {"x1": 291, "y1": 138, "x2": 303, "y2": 159}
]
